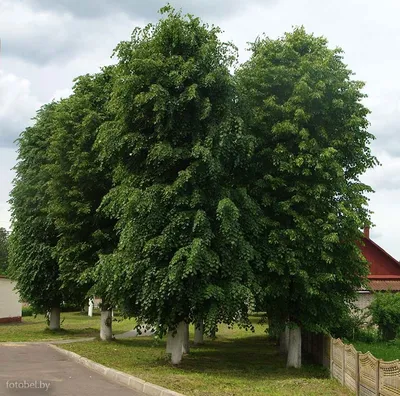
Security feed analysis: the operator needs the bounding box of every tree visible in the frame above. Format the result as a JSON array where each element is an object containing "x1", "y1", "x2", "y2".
[
  {"x1": 236, "y1": 28, "x2": 378, "y2": 367},
  {"x1": 46, "y1": 68, "x2": 117, "y2": 340},
  {"x1": 0, "y1": 228, "x2": 9, "y2": 275},
  {"x1": 96, "y1": 7, "x2": 259, "y2": 363},
  {"x1": 8, "y1": 103, "x2": 65, "y2": 329}
]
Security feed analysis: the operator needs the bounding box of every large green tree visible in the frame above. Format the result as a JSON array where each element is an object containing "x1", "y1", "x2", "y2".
[
  {"x1": 96, "y1": 7, "x2": 260, "y2": 363},
  {"x1": 8, "y1": 103, "x2": 65, "y2": 329},
  {"x1": 236, "y1": 28, "x2": 378, "y2": 367},
  {"x1": 0, "y1": 227, "x2": 9, "y2": 275},
  {"x1": 46, "y1": 68, "x2": 117, "y2": 340}
]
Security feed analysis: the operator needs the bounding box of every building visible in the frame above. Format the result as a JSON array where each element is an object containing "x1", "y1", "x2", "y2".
[
  {"x1": 0, "y1": 275, "x2": 22, "y2": 323},
  {"x1": 356, "y1": 227, "x2": 400, "y2": 311}
]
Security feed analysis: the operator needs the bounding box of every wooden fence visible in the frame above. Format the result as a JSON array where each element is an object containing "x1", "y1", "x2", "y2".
[{"x1": 302, "y1": 333, "x2": 400, "y2": 396}]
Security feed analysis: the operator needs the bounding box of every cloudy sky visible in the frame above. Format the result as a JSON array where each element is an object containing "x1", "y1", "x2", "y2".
[{"x1": 1, "y1": 0, "x2": 399, "y2": 257}]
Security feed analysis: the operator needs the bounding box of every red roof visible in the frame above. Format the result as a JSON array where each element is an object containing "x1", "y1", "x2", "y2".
[
  {"x1": 361, "y1": 228, "x2": 400, "y2": 292},
  {"x1": 369, "y1": 280, "x2": 400, "y2": 291}
]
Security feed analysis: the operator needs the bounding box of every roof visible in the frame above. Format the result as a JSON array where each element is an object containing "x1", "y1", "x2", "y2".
[
  {"x1": 369, "y1": 280, "x2": 400, "y2": 291},
  {"x1": 363, "y1": 236, "x2": 400, "y2": 269}
]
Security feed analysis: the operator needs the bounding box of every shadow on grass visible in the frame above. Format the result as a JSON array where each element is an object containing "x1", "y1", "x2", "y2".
[{"x1": 113, "y1": 334, "x2": 329, "y2": 381}]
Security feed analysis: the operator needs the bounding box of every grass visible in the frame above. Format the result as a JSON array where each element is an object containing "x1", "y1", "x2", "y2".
[
  {"x1": 352, "y1": 338, "x2": 400, "y2": 361},
  {"x1": 0, "y1": 311, "x2": 136, "y2": 342},
  {"x1": 61, "y1": 316, "x2": 350, "y2": 396}
]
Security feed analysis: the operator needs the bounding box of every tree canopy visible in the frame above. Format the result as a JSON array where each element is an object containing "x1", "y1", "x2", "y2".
[
  {"x1": 0, "y1": 227, "x2": 9, "y2": 275},
  {"x1": 236, "y1": 27, "x2": 378, "y2": 336},
  {"x1": 8, "y1": 9, "x2": 378, "y2": 366},
  {"x1": 46, "y1": 68, "x2": 116, "y2": 308},
  {"x1": 9, "y1": 103, "x2": 65, "y2": 314},
  {"x1": 95, "y1": 7, "x2": 260, "y2": 335}
]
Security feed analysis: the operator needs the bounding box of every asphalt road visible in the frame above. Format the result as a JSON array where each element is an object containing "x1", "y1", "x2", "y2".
[{"x1": 0, "y1": 343, "x2": 146, "y2": 395}]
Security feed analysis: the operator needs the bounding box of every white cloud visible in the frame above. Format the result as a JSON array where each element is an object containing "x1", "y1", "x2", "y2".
[
  {"x1": 0, "y1": 148, "x2": 17, "y2": 231},
  {"x1": 363, "y1": 151, "x2": 400, "y2": 258},
  {"x1": 0, "y1": 0, "x2": 140, "y2": 66},
  {"x1": 25, "y1": 0, "x2": 275, "y2": 20},
  {"x1": 0, "y1": 71, "x2": 42, "y2": 147}
]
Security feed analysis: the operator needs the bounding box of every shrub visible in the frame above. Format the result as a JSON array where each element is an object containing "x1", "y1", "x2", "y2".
[
  {"x1": 60, "y1": 302, "x2": 83, "y2": 312},
  {"x1": 22, "y1": 306, "x2": 34, "y2": 317},
  {"x1": 330, "y1": 307, "x2": 370, "y2": 341},
  {"x1": 369, "y1": 292, "x2": 400, "y2": 341}
]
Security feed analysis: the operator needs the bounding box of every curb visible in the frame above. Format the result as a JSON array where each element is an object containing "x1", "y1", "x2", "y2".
[{"x1": 50, "y1": 344, "x2": 185, "y2": 396}]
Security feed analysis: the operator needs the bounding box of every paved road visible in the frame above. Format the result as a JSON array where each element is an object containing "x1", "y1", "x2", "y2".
[{"x1": 0, "y1": 343, "x2": 146, "y2": 395}]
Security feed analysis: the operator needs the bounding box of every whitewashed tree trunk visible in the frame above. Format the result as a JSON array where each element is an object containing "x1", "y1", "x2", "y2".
[
  {"x1": 182, "y1": 322, "x2": 190, "y2": 354},
  {"x1": 166, "y1": 321, "x2": 185, "y2": 364},
  {"x1": 279, "y1": 325, "x2": 290, "y2": 355},
  {"x1": 88, "y1": 298, "x2": 94, "y2": 317},
  {"x1": 100, "y1": 309, "x2": 113, "y2": 341},
  {"x1": 286, "y1": 325, "x2": 301, "y2": 368},
  {"x1": 49, "y1": 307, "x2": 60, "y2": 330},
  {"x1": 194, "y1": 321, "x2": 204, "y2": 345}
]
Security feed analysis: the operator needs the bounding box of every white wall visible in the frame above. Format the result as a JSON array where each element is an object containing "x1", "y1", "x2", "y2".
[
  {"x1": 355, "y1": 292, "x2": 374, "y2": 311},
  {"x1": 0, "y1": 277, "x2": 22, "y2": 320}
]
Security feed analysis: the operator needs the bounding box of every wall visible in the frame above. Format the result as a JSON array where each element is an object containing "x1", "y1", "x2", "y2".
[
  {"x1": 0, "y1": 277, "x2": 22, "y2": 323},
  {"x1": 355, "y1": 292, "x2": 374, "y2": 311}
]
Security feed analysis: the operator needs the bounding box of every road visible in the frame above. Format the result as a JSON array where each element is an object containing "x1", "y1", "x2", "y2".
[{"x1": 0, "y1": 343, "x2": 146, "y2": 395}]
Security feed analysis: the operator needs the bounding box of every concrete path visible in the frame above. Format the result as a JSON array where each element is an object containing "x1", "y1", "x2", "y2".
[
  {"x1": 115, "y1": 325, "x2": 155, "y2": 340},
  {"x1": 0, "y1": 343, "x2": 146, "y2": 395}
]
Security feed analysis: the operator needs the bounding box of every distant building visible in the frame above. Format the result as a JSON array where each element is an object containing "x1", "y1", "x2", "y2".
[
  {"x1": 356, "y1": 227, "x2": 400, "y2": 311},
  {"x1": 0, "y1": 275, "x2": 22, "y2": 323}
]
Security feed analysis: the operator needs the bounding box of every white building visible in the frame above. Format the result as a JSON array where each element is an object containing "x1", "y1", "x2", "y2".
[{"x1": 0, "y1": 276, "x2": 22, "y2": 323}]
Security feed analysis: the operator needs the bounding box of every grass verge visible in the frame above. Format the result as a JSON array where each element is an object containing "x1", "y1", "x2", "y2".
[
  {"x1": 0, "y1": 311, "x2": 136, "y2": 342},
  {"x1": 352, "y1": 338, "x2": 400, "y2": 361},
  {"x1": 61, "y1": 317, "x2": 350, "y2": 396}
]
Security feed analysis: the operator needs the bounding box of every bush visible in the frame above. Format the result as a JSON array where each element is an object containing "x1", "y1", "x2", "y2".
[
  {"x1": 22, "y1": 306, "x2": 34, "y2": 317},
  {"x1": 330, "y1": 307, "x2": 370, "y2": 341},
  {"x1": 60, "y1": 302, "x2": 83, "y2": 312},
  {"x1": 369, "y1": 292, "x2": 400, "y2": 341}
]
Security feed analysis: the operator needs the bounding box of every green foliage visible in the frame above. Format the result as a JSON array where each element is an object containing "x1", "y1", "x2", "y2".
[
  {"x1": 95, "y1": 7, "x2": 259, "y2": 334},
  {"x1": 330, "y1": 307, "x2": 373, "y2": 342},
  {"x1": 9, "y1": 68, "x2": 117, "y2": 314},
  {"x1": 60, "y1": 302, "x2": 84, "y2": 312},
  {"x1": 0, "y1": 227, "x2": 9, "y2": 275},
  {"x1": 8, "y1": 103, "x2": 65, "y2": 314},
  {"x1": 22, "y1": 306, "x2": 34, "y2": 317},
  {"x1": 236, "y1": 27, "x2": 378, "y2": 334},
  {"x1": 370, "y1": 292, "x2": 400, "y2": 340},
  {"x1": 8, "y1": 10, "x2": 378, "y2": 346},
  {"x1": 45, "y1": 68, "x2": 116, "y2": 306}
]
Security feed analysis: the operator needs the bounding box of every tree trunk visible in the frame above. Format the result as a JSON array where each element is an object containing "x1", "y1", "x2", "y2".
[
  {"x1": 182, "y1": 322, "x2": 190, "y2": 354},
  {"x1": 88, "y1": 298, "x2": 94, "y2": 317},
  {"x1": 194, "y1": 321, "x2": 204, "y2": 345},
  {"x1": 49, "y1": 307, "x2": 60, "y2": 330},
  {"x1": 100, "y1": 308, "x2": 113, "y2": 341},
  {"x1": 279, "y1": 325, "x2": 289, "y2": 355},
  {"x1": 166, "y1": 321, "x2": 185, "y2": 364},
  {"x1": 286, "y1": 325, "x2": 301, "y2": 368}
]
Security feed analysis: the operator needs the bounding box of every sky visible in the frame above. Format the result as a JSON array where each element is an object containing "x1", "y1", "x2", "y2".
[{"x1": 0, "y1": 0, "x2": 399, "y2": 257}]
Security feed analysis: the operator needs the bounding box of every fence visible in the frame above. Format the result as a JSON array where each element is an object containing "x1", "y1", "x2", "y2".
[{"x1": 302, "y1": 332, "x2": 400, "y2": 396}]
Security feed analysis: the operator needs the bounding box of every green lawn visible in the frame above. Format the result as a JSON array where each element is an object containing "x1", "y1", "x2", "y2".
[
  {"x1": 61, "y1": 317, "x2": 350, "y2": 396},
  {"x1": 0, "y1": 311, "x2": 136, "y2": 342},
  {"x1": 352, "y1": 339, "x2": 400, "y2": 361}
]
